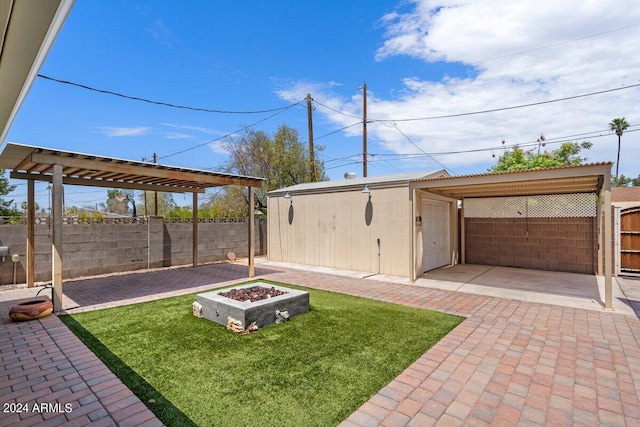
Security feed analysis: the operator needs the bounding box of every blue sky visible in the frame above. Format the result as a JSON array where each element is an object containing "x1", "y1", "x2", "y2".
[{"x1": 4, "y1": 0, "x2": 640, "y2": 210}]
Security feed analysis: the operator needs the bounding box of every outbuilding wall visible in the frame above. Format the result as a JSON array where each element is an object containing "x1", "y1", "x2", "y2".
[{"x1": 268, "y1": 187, "x2": 411, "y2": 277}]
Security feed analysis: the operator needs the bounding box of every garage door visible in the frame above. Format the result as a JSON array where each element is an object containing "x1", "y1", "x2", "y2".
[
  {"x1": 621, "y1": 207, "x2": 640, "y2": 274},
  {"x1": 422, "y1": 199, "x2": 450, "y2": 272}
]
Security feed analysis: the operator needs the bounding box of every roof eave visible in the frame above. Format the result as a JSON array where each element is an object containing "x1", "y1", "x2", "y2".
[{"x1": 0, "y1": 0, "x2": 75, "y2": 143}]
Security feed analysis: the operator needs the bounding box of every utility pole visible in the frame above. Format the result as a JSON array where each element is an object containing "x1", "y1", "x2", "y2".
[
  {"x1": 306, "y1": 93, "x2": 316, "y2": 182},
  {"x1": 361, "y1": 81, "x2": 368, "y2": 177},
  {"x1": 152, "y1": 152, "x2": 158, "y2": 216}
]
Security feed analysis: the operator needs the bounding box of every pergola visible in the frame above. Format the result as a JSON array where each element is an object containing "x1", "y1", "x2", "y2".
[
  {"x1": 411, "y1": 162, "x2": 614, "y2": 309},
  {"x1": 0, "y1": 142, "x2": 265, "y2": 312}
]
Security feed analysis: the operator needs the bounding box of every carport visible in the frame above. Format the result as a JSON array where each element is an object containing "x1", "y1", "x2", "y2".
[
  {"x1": 410, "y1": 162, "x2": 614, "y2": 309},
  {"x1": 0, "y1": 142, "x2": 264, "y2": 312}
]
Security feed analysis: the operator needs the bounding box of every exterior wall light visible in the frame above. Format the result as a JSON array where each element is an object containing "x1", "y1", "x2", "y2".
[
  {"x1": 284, "y1": 192, "x2": 293, "y2": 204},
  {"x1": 362, "y1": 185, "x2": 372, "y2": 199}
]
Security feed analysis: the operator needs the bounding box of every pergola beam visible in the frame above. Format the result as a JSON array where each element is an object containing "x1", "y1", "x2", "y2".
[
  {"x1": 30, "y1": 152, "x2": 262, "y2": 188},
  {"x1": 10, "y1": 171, "x2": 206, "y2": 193}
]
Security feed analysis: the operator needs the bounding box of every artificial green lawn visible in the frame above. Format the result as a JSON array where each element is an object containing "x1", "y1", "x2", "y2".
[{"x1": 61, "y1": 281, "x2": 464, "y2": 427}]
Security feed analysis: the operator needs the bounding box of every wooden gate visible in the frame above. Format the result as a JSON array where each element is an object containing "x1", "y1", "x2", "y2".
[{"x1": 620, "y1": 207, "x2": 640, "y2": 273}]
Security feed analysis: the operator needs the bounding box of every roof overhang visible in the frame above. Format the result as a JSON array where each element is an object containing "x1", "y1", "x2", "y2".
[
  {"x1": 0, "y1": 143, "x2": 264, "y2": 193},
  {"x1": 0, "y1": 0, "x2": 75, "y2": 143},
  {"x1": 268, "y1": 170, "x2": 448, "y2": 197},
  {"x1": 411, "y1": 163, "x2": 612, "y2": 199}
]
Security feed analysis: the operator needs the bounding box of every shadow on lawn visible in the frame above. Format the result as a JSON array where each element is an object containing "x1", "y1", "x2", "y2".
[
  {"x1": 60, "y1": 315, "x2": 197, "y2": 427},
  {"x1": 62, "y1": 262, "x2": 281, "y2": 308}
]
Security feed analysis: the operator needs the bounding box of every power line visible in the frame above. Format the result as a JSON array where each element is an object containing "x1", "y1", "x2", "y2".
[
  {"x1": 385, "y1": 121, "x2": 455, "y2": 174},
  {"x1": 367, "y1": 127, "x2": 640, "y2": 162},
  {"x1": 37, "y1": 74, "x2": 301, "y2": 114},
  {"x1": 157, "y1": 100, "x2": 304, "y2": 159},
  {"x1": 472, "y1": 23, "x2": 640, "y2": 65},
  {"x1": 312, "y1": 99, "x2": 362, "y2": 119},
  {"x1": 303, "y1": 84, "x2": 640, "y2": 130},
  {"x1": 371, "y1": 83, "x2": 640, "y2": 123}
]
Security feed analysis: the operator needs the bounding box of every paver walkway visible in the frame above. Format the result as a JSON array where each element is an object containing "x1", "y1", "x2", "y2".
[
  {"x1": 2, "y1": 261, "x2": 640, "y2": 426},
  {"x1": 0, "y1": 298, "x2": 161, "y2": 426}
]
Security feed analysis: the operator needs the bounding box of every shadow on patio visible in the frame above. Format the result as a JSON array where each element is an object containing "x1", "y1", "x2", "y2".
[{"x1": 61, "y1": 262, "x2": 282, "y2": 310}]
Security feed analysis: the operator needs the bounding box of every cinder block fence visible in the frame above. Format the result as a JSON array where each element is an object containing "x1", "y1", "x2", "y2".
[{"x1": 0, "y1": 217, "x2": 266, "y2": 285}]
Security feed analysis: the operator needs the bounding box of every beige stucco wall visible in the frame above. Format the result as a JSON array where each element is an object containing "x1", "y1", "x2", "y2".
[{"x1": 268, "y1": 187, "x2": 411, "y2": 277}]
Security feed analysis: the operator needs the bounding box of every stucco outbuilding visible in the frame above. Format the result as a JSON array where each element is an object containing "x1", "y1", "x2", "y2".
[{"x1": 268, "y1": 162, "x2": 615, "y2": 309}]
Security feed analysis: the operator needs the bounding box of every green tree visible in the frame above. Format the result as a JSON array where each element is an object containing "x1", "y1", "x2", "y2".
[
  {"x1": 491, "y1": 141, "x2": 592, "y2": 172},
  {"x1": 105, "y1": 189, "x2": 130, "y2": 215},
  {"x1": 0, "y1": 170, "x2": 18, "y2": 216},
  {"x1": 20, "y1": 200, "x2": 40, "y2": 213},
  {"x1": 609, "y1": 117, "x2": 629, "y2": 180},
  {"x1": 217, "y1": 124, "x2": 328, "y2": 215},
  {"x1": 165, "y1": 206, "x2": 193, "y2": 219},
  {"x1": 137, "y1": 191, "x2": 177, "y2": 216},
  {"x1": 612, "y1": 174, "x2": 640, "y2": 187}
]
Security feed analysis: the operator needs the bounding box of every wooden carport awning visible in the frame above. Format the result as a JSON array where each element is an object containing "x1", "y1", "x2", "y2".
[
  {"x1": 0, "y1": 142, "x2": 264, "y2": 192},
  {"x1": 0, "y1": 142, "x2": 265, "y2": 313}
]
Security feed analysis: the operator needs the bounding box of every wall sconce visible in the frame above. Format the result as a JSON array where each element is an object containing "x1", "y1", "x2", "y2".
[
  {"x1": 415, "y1": 216, "x2": 422, "y2": 226},
  {"x1": 284, "y1": 192, "x2": 293, "y2": 204},
  {"x1": 361, "y1": 185, "x2": 372, "y2": 199}
]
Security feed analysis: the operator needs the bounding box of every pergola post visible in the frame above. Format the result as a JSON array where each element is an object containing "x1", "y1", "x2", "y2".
[
  {"x1": 26, "y1": 179, "x2": 35, "y2": 287},
  {"x1": 248, "y1": 186, "x2": 255, "y2": 277},
  {"x1": 51, "y1": 164, "x2": 63, "y2": 312},
  {"x1": 603, "y1": 176, "x2": 613, "y2": 310},
  {"x1": 192, "y1": 192, "x2": 198, "y2": 267}
]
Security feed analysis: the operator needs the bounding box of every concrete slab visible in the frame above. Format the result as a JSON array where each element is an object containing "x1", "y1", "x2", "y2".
[
  {"x1": 260, "y1": 258, "x2": 636, "y2": 315},
  {"x1": 420, "y1": 264, "x2": 635, "y2": 315}
]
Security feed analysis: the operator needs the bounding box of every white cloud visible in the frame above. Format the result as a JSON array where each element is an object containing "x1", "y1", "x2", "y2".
[
  {"x1": 161, "y1": 123, "x2": 231, "y2": 153},
  {"x1": 279, "y1": 0, "x2": 640, "y2": 176},
  {"x1": 95, "y1": 126, "x2": 152, "y2": 137},
  {"x1": 147, "y1": 19, "x2": 177, "y2": 48},
  {"x1": 163, "y1": 132, "x2": 193, "y2": 140},
  {"x1": 162, "y1": 123, "x2": 219, "y2": 135}
]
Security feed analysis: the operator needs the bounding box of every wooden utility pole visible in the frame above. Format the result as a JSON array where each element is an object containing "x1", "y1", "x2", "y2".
[
  {"x1": 153, "y1": 152, "x2": 158, "y2": 215},
  {"x1": 362, "y1": 81, "x2": 367, "y2": 177},
  {"x1": 306, "y1": 93, "x2": 316, "y2": 182}
]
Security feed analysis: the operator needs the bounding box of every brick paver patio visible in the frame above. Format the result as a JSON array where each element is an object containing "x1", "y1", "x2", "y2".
[{"x1": 2, "y1": 261, "x2": 640, "y2": 426}]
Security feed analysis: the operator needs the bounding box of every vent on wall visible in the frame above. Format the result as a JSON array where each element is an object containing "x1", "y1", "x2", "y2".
[{"x1": 463, "y1": 193, "x2": 597, "y2": 218}]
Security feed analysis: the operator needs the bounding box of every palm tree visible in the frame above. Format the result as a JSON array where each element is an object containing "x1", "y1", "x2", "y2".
[{"x1": 609, "y1": 117, "x2": 629, "y2": 179}]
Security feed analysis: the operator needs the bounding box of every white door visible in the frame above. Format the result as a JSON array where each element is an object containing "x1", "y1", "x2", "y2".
[{"x1": 422, "y1": 199, "x2": 450, "y2": 272}]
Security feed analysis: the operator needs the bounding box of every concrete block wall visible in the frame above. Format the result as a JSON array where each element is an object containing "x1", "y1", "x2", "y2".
[
  {"x1": 0, "y1": 218, "x2": 266, "y2": 285},
  {"x1": 465, "y1": 217, "x2": 596, "y2": 274}
]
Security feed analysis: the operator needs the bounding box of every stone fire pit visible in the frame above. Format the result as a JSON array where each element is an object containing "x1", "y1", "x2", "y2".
[{"x1": 195, "y1": 282, "x2": 309, "y2": 331}]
